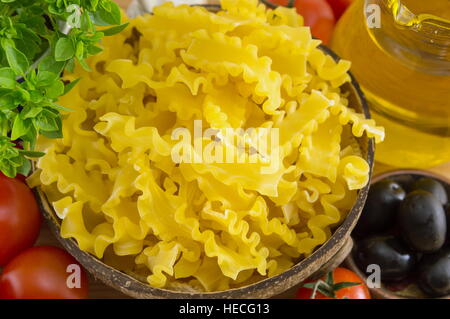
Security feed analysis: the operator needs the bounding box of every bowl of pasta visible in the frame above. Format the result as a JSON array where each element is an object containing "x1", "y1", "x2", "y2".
[{"x1": 30, "y1": 0, "x2": 384, "y2": 298}]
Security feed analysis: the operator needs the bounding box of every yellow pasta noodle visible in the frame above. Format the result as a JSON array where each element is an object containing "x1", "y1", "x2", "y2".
[{"x1": 30, "y1": 0, "x2": 384, "y2": 292}]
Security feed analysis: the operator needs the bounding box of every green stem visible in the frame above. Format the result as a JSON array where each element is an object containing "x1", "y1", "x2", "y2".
[
  {"x1": 310, "y1": 280, "x2": 329, "y2": 299},
  {"x1": 310, "y1": 281, "x2": 321, "y2": 299}
]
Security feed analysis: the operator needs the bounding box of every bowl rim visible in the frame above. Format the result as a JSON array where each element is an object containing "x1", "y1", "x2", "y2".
[
  {"x1": 34, "y1": 3, "x2": 375, "y2": 299},
  {"x1": 346, "y1": 169, "x2": 450, "y2": 300},
  {"x1": 372, "y1": 169, "x2": 450, "y2": 185}
]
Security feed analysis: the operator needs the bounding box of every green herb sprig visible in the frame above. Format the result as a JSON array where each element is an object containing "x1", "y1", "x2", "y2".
[{"x1": 0, "y1": 0, "x2": 128, "y2": 178}]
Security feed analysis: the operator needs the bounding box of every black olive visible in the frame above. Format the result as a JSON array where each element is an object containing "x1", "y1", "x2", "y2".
[
  {"x1": 398, "y1": 191, "x2": 447, "y2": 253},
  {"x1": 446, "y1": 203, "x2": 450, "y2": 241},
  {"x1": 353, "y1": 179, "x2": 405, "y2": 237},
  {"x1": 355, "y1": 236, "x2": 416, "y2": 282},
  {"x1": 418, "y1": 249, "x2": 450, "y2": 297},
  {"x1": 412, "y1": 177, "x2": 448, "y2": 205},
  {"x1": 391, "y1": 174, "x2": 416, "y2": 193}
]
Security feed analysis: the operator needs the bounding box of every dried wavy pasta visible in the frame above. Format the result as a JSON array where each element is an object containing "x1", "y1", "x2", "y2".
[{"x1": 30, "y1": 0, "x2": 384, "y2": 292}]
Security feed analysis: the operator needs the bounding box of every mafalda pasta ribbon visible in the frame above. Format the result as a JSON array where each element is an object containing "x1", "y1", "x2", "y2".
[{"x1": 30, "y1": 0, "x2": 384, "y2": 292}]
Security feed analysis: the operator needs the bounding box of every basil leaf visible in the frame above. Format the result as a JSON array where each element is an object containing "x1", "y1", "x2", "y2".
[
  {"x1": 1, "y1": 39, "x2": 30, "y2": 75},
  {"x1": 36, "y1": 71, "x2": 59, "y2": 87},
  {"x1": 29, "y1": 90, "x2": 44, "y2": 103},
  {"x1": 19, "y1": 15, "x2": 47, "y2": 36},
  {"x1": 0, "y1": 92, "x2": 16, "y2": 110},
  {"x1": 0, "y1": 164, "x2": 16, "y2": 178},
  {"x1": 100, "y1": 1, "x2": 112, "y2": 11},
  {"x1": 75, "y1": 41, "x2": 85, "y2": 60},
  {"x1": 89, "y1": 0, "x2": 100, "y2": 10},
  {"x1": 15, "y1": 33, "x2": 41, "y2": 62},
  {"x1": 55, "y1": 37, "x2": 75, "y2": 61},
  {"x1": 66, "y1": 58, "x2": 75, "y2": 73},
  {"x1": 0, "y1": 67, "x2": 16, "y2": 89},
  {"x1": 39, "y1": 55, "x2": 65, "y2": 76},
  {"x1": 78, "y1": 58, "x2": 92, "y2": 72},
  {"x1": 22, "y1": 105, "x2": 43, "y2": 119},
  {"x1": 17, "y1": 158, "x2": 31, "y2": 176},
  {"x1": 90, "y1": 1, "x2": 121, "y2": 26},
  {"x1": 36, "y1": 115, "x2": 58, "y2": 132},
  {"x1": 45, "y1": 79, "x2": 65, "y2": 99},
  {"x1": 50, "y1": 103, "x2": 73, "y2": 112},
  {"x1": 101, "y1": 22, "x2": 129, "y2": 36},
  {"x1": 80, "y1": 11, "x2": 94, "y2": 31},
  {"x1": 19, "y1": 150, "x2": 45, "y2": 157},
  {"x1": 11, "y1": 115, "x2": 29, "y2": 140},
  {"x1": 87, "y1": 45, "x2": 102, "y2": 55},
  {"x1": 15, "y1": 87, "x2": 31, "y2": 103},
  {"x1": 63, "y1": 78, "x2": 80, "y2": 95},
  {"x1": 41, "y1": 128, "x2": 62, "y2": 139},
  {"x1": 0, "y1": 112, "x2": 9, "y2": 134},
  {"x1": 21, "y1": 124, "x2": 37, "y2": 150},
  {"x1": 40, "y1": 116, "x2": 62, "y2": 138}
]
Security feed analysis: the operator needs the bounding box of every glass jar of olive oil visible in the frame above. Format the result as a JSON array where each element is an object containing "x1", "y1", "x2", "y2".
[{"x1": 331, "y1": 0, "x2": 450, "y2": 168}]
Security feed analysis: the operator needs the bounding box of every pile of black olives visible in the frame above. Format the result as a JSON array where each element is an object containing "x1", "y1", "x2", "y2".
[{"x1": 353, "y1": 175, "x2": 450, "y2": 297}]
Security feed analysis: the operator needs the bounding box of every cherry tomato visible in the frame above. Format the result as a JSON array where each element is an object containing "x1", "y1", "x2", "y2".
[
  {"x1": 0, "y1": 246, "x2": 89, "y2": 299},
  {"x1": 326, "y1": 0, "x2": 353, "y2": 20},
  {"x1": 268, "y1": 0, "x2": 335, "y2": 44},
  {"x1": 0, "y1": 174, "x2": 41, "y2": 266},
  {"x1": 296, "y1": 267, "x2": 371, "y2": 299}
]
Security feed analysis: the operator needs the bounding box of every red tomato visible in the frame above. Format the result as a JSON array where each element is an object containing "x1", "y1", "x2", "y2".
[
  {"x1": 0, "y1": 174, "x2": 41, "y2": 266},
  {"x1": 0, "y1": 172, "x2": 27, "y2": 183},
  {"x1": 326, "y1": 0, "x2": 353, "y2": 20},
  {"x1": 0, "y1": 246, "x2": 89, "y2": 299},
  {"x1": 14, "y1": 174, "x2": 27, "y2": 183},
  {"x1": 296, "y1": 267, "x2": 371, "y2": 299},
  {"x1": 268, "y1": 0, "x2": 335, "y2": 44}
]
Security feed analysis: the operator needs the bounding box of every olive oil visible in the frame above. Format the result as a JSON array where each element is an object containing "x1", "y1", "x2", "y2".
[{"x1": 331, "y1": 0, "x2": 450, "y2": 168}]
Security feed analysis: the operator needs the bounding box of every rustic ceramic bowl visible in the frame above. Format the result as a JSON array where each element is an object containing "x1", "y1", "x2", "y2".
[
  {"x1": 345, "y1": 169, "x2": 450, "y2": 299},
  {"x1": 34, "y1": 3, "x2": 375, "y2": 299}
]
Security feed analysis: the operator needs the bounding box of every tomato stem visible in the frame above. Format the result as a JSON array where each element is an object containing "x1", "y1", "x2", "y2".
[{"x1": 300, "y1": 271, "x2": 362, "y2": 299}]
